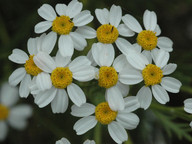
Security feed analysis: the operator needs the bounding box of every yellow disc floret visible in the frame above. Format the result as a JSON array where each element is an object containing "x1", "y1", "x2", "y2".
[
  {"x1": 137, "y1": 30, "x2": 157, "y2": 50},
  {"x1": 95, "y1": 102, "x2": 117, "y2": 125},
  {"x1": 51, "y1": 67, "x2": 73, "y2": 89},
  {"x1": 52, "y1": 15, "x2": 74, "y2": 35},
  {"x1": 98, "y1": 66, "x2": 118, "y2": 88},
  {"x1": 97, "y1": 24, "x2": 119, "y2": 44},
  {"x1": 25, "y1": 55, "x2": 42, "y2": 76},
  {"x1": 0, "y1": 104, "x2": 9, "y2": 120},
  {"x1": 142, "y1": 64, "x2": 163, "y2": 86}
]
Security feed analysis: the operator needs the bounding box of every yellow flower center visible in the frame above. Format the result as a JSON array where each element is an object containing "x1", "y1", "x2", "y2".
[
  {"x1": 95, "y1": 102, "x2": 117, "y2": 125},
  {"x1": 137, "y1": 30, "x2": 157, "y2": 50},
  {"x1": 0, "y1": 104, "x2": 9, "y2": 120},
  {"x1": 96, "y1": 24, "x2": 119, "y2": 44},
  {"x1": 51, "y1": 67, "x2": 73, "y2": 89},
  {"x1": 98, "y1": 66, "x2": 118, "y2": 88},
  {"x1": 52, "y1": 15, "x2": 74, "y2": 35},
  {"x1": 142, "y1": 64, "x2": 163, "y2": 86},
  {"x1": 25, "y1": 55, "x2": 42, "y2": 76}
]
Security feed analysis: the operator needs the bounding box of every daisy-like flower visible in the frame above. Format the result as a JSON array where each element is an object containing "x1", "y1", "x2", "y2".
[
  {"x1": 184, "y1": 98, "x2": 192, "y2": 128},
  {"x1": 34, "y1": 0, "x2": 93, "y2": 57},
  {"x1": 123, "y1": 49, "x2": 182, "y2": 109},
  {"x1": 8, "y1": 33, "x2": 55, "y2": 98},
  {"x1": 0, "y1": 83, "x2": 32, "y2": 141},
  {"x1": 84, "y1": 4, "x2": 135, "y2": 55},
  {"x1": 91, "y1": 43, "x2": 134, "y2": 111},
  {"x1": 122, "y1": 9, "x2": 173, "y2": 55},
  {"x1": 56, "y1": 137, "x2": 95, "y2": 144},
  {"x1": 33, "y1": 51, "x2": 95, "y2": 113},
  {"x1": 71, "y1": 96, "x2": 140, "y2": 144}
]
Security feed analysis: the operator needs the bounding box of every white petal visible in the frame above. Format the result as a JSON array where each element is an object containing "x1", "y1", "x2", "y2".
[
  {"x1": 56, "y1": 137, "x2": 70, "y2": 144},
  {"x1": 19, "y1": 74, "x2": 31, "y2": 98},
  {"x1": 116, "y1": 81, "x2": 129, "y2": 97},
  {"x1": 133, "y1": 43, "x2": 142, "y2": 53},
  {"x1": 121, "y1": 96, "x2": 140, "y2": 113},
  {"x1": 36, "y1": 72, "x2": 52, "y2": 91},
  {"x1": 71, "y1": 103, "x2": 95, "y2": 117},
  {"x1": 126, "y1": 51, "x2": 149, "y2": 70},
  {"x1": 117, "y1": 24, "x2": 135, "y2": 37},
  {"x1": 0, "y1": 121, "x2": 8, "y2": 141},
  {"x1": 119, "y1": 69, "x2": 143, "y2": 85},
  {"x1": 73, "y1": 10, "x2": 93, "y2": 27},
  {"x1": 55, "y1": 4, "x2": 67, "y2": 16},
  {"x1": 27, "y1": 38, "x2": 38, "y2": 55},
  {"x1": 72, "y1": 66, "x2": 95, "y2": 82},
  {"x1": 157, "y1": 37, "x2": 173, "y2": 52},
  {"x1": 38, "y1": 4, "x2": 56, "y2": 21},
  {"x1": 153, "y1": 49, "x2": 169, "y2": 68},
  {"x1": 83, "y1": 140, "x2": 95, "y2": 144},
  {"x1": 66, "y1": 0, "x2": 83, "y2": 18},
  {"x1": 41, "y1": 31, "x2": 57, "y2": 54},
  {"x1": 108, "y1": 121, "x2": 128, "y2": 144},
  {"x1": 35, "y1": 87, "x2": 57, "y2": 108},
  {"x1": 67, "y1": 83, "x2": 86, "y2": 106},
  {"x1": 161, "y1": 77, "x2": 181, "y2": 93},
  {"x1": 8, "y1": 117, "x2": 26, "y2": 130},
  {"x1": 116, "y1": 113, "x2": 139, "y2": 130},
  {"x1": 86, "y1": 49, "x2": 97, "y2": 66},
  {"x1": 184, "y1": 98, "x2": 192, "y2": 114},
  {"x1": 109, "y1": 5, "x2": 122, "y2": 27},
  {"x1": 106, "y1": 87, "x2": 125, "y2": 111},
  {"x1": 190, "y1": 122, "x2": 192, "y2": 128},
  {"x1": 34, "y1": 21, "x2": 52, "y2": 33},
  {"x1": 142, "y1": 50, "x2": 152, "y2": 64},
  {"x1": 92, "y1": 43, "x2": 114, "y2": 67},
  {"x1": 73, "y1": 116, "x2": 97, "y2": 135},
  {"x1": 95, "y1": 8, "x2": 109, "y2": 24},
  {"x1": 70, "y1": 32, "x2": 87, "y2": 51},
  {"x1": 58, "y1": 35, "x2": 74, "y2": 57},
  {"x1": 0, "y1": 82, "x2": 19, "y2": 107},
  {"x1": 152, "y1": 85, "x2": 170, "y2": 104},
  {"x1": 137, "y1": 86, "x2": 152, "y2": 110},
  {"x1": 162, "y1": 63, "x2": 177, "y2": 75},
  {"x1": 143, "y1": 10, "x2": 157, "y2": 31},
  {"x1": 8, "y1": 49, "x2": 28, "y2": 64},
  {"x1": 122, "y1": 14, "x2": 142, "y2": 33},
  {"x1": 55, "y1": 51, "x2": 71, "y2": 67},
  {"x1": 115, "y1": 38, "x2": 134, "y2": 55},
  {"x1": 9, "y1": 68, "x2": 26, "y2": 86},
  {"x1": 69, "y1": 56, "x2": 91, "y2": 72},
  {"x1": 113, "y1": 54, "x2": 128, "y2": 73},
  {"x1": 75, "y1": 26, "x2": 96, "y2": 39},
  {"x1": 154, "y1": 24, "x2": 161, "y2": 36},
  {"x1": 9, "y1": 105, "x2": 32, "y2": 119},
  {"x1": 34, "y1": 52, "x2": 56, "y2": 73},
  {"x1": 51, "y1": 89, "x2": 69, "y2": 113}
]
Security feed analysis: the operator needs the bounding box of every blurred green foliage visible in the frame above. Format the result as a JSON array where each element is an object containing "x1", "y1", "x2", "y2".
[{"x1": 0, "y1": 0, "x2": 192, "y2": 144}]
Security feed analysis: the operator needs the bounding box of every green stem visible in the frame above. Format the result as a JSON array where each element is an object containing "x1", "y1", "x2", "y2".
[
  {"x1": 181, "y1": 86, "x2": 192, "y2": 94},
  {"x1": 94, "y1": 123, "x2": 102, "y2": 144}
]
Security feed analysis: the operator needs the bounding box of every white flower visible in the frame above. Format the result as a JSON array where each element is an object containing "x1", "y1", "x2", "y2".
[
  {"x1": 56, "y1": 137, "x2": 95, "y2": 144},
  {"x1": 71, "y1": 96, "x2": 140, "y2": 144},
  {"x1": 0, "y1": 83, "x2": 32, "y2": 141},
  {"x1": 34, "y1": 0, "x2": 94, "y2": 57},
  {"x1": 86, "y1": 4, "x2": 135, "y2": 56},
  {"x1": 91, "y1": 43, "x2": 134, "y2": 111},
  {"x1": 122, "y1": 9, "x2": 173, "y2": 56},
  {"x1": 184, "y1": 98, "x2": 192, "y2": 128},
  {"x1": 33, "y1": 51, "x2": 95, "y2": 113},
  {"x1": 124, "y1": 49, "x2": 182, "y2": 109},
  {"x1": 8, "y1": 33, "x2": 54, "y2": 98}
]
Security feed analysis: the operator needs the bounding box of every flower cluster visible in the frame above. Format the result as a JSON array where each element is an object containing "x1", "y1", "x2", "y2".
[{"x1": 7, "y1": 0, "x2": 183, "y2": 143}]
